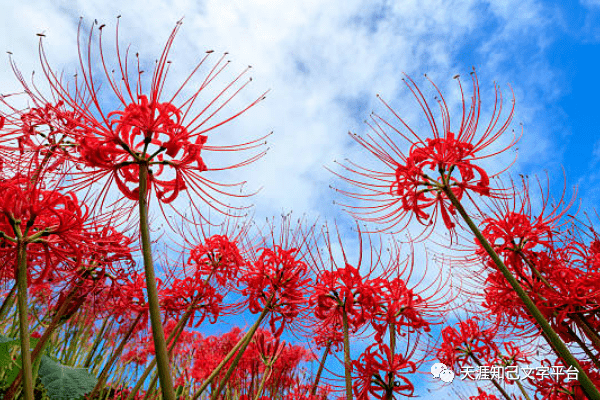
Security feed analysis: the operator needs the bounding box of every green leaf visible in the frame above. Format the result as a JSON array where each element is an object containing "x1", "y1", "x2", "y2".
[
  {"x1": 38, "y1": 356, "x2": 97, "y2": 400},
  {"x1": 0, "y1": 337, "x2": 20, "y2": 369},
  {"x1": 0, "y1": 334, "x2": 37, "y2": 387},
  {"x1": 0, "y1": 334, "x2": 41, "y2": 371}
]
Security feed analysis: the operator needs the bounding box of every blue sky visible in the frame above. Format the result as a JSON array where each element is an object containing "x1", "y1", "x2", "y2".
[{"x1": 2, "y1": 0, "x2": 600, "y2": 398}]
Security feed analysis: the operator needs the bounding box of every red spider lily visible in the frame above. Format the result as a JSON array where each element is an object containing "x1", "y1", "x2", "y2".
[
  {"x1": 352, "y1": 343, "x2": 417, "y2": 400},
  {"x1": 188, "y1": 234, "x2": 247, "y2": 289},
  {"x1": 240, "y1": 245, "x2": 312, "y2": 337},
  {"x1": 369, "y1": 254, "x2": 453, "y2": 343},
  {"x1": 0, "y1": 174, "x2": 89, "y2": 278},
  {"x1": 28, "y1": 18, "x2": 268, "y2": 215},
  {"x1": 187, "y1": 327, "x2": 309, "y2": 396},
  {"x1": 481, "y1": 244, "x2": 600, "y2": 345},
  {"x1": 239, "y1": 396, "x2": 270, "y2": 400},
  {"x1": 559, "y1": 227, "x2": 600, "y2": 333},
  {"x1": 81, "y1": 222, "x2": 135, "y2": 274},
  {"x1": 312, "y1": 263, "x2": 379, "y2": 332},
  {"x1": 305, "y1": 223, "x2": 407, "y2": 400},
  {"x1": 306, "y1": 224, "x2": 398, "y2": 334},
  {"x1": 96, "y1": 387, "x2": 145, "y2": 400},
  {"x1": 332, "y1": 71, "x2": 518, "y2": 235},
  {"x1": 475, "y1": 177, "x2": 575, "y2": 275},
  {"x1": 104, "y1": 272, "x2": 149, "y2": 327},
  {"x1": 188, "y1": 327, "x2": 245, "y2": 383},
  {"x1": 437, "y1": 317, "x2": 499, "y2": 370},
  {"x1": 161, "y1": 277, "x2": 222, "y2": 322},
  {"x1": 311, "y1": 319, "x2": 345, "y2": 351},
  {"x1": 482, "y1": 264, "x2": 553, "y2": 332},
  {"x1": 120, "y1": 318, "x2": 189, "y2": 368},
  {"x1": 370, "y1": 277, "x2": 431, "y2": 344},
  {"x1": 490, "y1": 341, "x2": 530, "y2": 369},
  {"x1": 282, "y1": 385, "x2": 332, "y2": 400},
  {"x1": 467, "y1": 179, "x2": 600, "y2": 344},
  {"x1": 468, "y1": 388, "x2": 500, "y2": 400},
  {"x1": 254, "y1": 330, "x2": 286, "y2": 364},
  {"x1": 31, "y1": 220, "x2": 136, "y2": 310},
  {"x1": 0, "y1": 67, "x2": 82, "y2": 170}
]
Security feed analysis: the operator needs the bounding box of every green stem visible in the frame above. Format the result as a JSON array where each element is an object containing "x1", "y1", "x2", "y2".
[
  {"x1": 310, "y1": 340, "x2": 332, "y2": 397},
  {"x1": 128, "y1": 295, "x2": 204, "y2": 400},
  {"x1": 384, "y1": 323, "x2": 396, "y2": 400},
  {"x1": 7, "y1": 280, "x2": 86, "y2": 394},
  {"x1": 515, "y1": 378, "x2": 532, "y2": 400},
  {"x1": 89, "y1": 313, "x2": 143, "y2": 398},
  {"x1": 139, "y1": 163, "x2": 176, "y2": 400},
  {"x1": 253, "y1": 362, "x2": 274, "y2": 400},
  {"x1": 142, "y1": 373, "x2": 159, "y2": 400},
  {"x1": 191, "y1": 305, "x2": 271, "y2": 400},
  {"x1": 341, "y1": 308, "x2": 353, "y2": 400},
  {"x1": 573, "y1": 314, "x2": 600, "y2": 354},
  {"x1": 209, "y1": 299, "x2": 273, "y2": 400},
  {"x1": 14, "y1": 241, "x2": 34, "y2": 400},
  {"x1": 443, "y1": 186, "x2": 600, "y2": 400},
  {"x1": 84, "y1": 317, "x2": 113, "y2": 368},
  {"x1": 566, "y1": 325, "x2": 600, "y2": 369}
]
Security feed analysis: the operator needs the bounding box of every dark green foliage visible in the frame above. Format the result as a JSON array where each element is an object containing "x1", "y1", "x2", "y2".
[
  {"x1": 37, "y1": 356, "x2": 97, "y2": 400},
  {"x1": 0, "y1": 335, "x2": 97, "y2": 399}
]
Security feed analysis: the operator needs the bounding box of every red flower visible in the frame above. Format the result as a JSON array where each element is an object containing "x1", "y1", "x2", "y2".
[
  {"x1": 476, "y1": 176, "x2": 574, "y2": 275},
  {"x1": 370, "y1": 276, "x2": 432, "y2": 343},
  {"x1": 333, "y1": 71, "x2": 518, "y2": 235},
  {"x1": 311, "y1": 263, "x2": 378, "y2": 332},
  {"x1": 437, "y1": 317, "x2": 499, "y2": 370},
  {"x1": 352, "y1": 343, "x2": 416, "y2": 400},
  {"x1": 306, "y1": 224, "x2": 396, "y2": 335},
  {"x1": 27, "y1": 18, "x2": 268, "y2": 215},
  {"x1": 531, "y1": 359, "x2": 600, "y2": 400},
  {"x1": 188, "y1": 234, "x2": 246, "y2": 289},
  {"x1": 241, "y1": 245, "x2": 311, "y2": 337},
  {"x1": 0, "y1": 174, "x2": 89, "y2": 281},
  {"x1": 160, "y1": 277, "x2": 223, "y2": 326}
]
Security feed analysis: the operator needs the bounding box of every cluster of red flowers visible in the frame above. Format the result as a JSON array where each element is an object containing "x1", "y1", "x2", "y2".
[{"x1": 2, "y1": 14, "x2": 600, "y2": 400}]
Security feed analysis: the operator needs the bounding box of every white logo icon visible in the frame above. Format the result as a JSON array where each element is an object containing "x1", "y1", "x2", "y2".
[{"x1": 430, "y1": 362, "x2": 455, "y2": 383}]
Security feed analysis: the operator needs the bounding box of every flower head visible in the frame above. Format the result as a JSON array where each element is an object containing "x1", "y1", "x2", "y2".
[
  {"x1": 241, "y1": 245, "x2": 311, "y2": 337},
  {"x1": 26, "y1": 18, "x2": 268, "y2": 218},
  {"x1": 352, "y1": 343, "x2": 417, "y2": 400},
  {"x1": 333, "y1": 71, "x2": 519, "y2": 236},
  {"x1": 437, "y1": 317, "x2": 499, "y2": 370}
]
